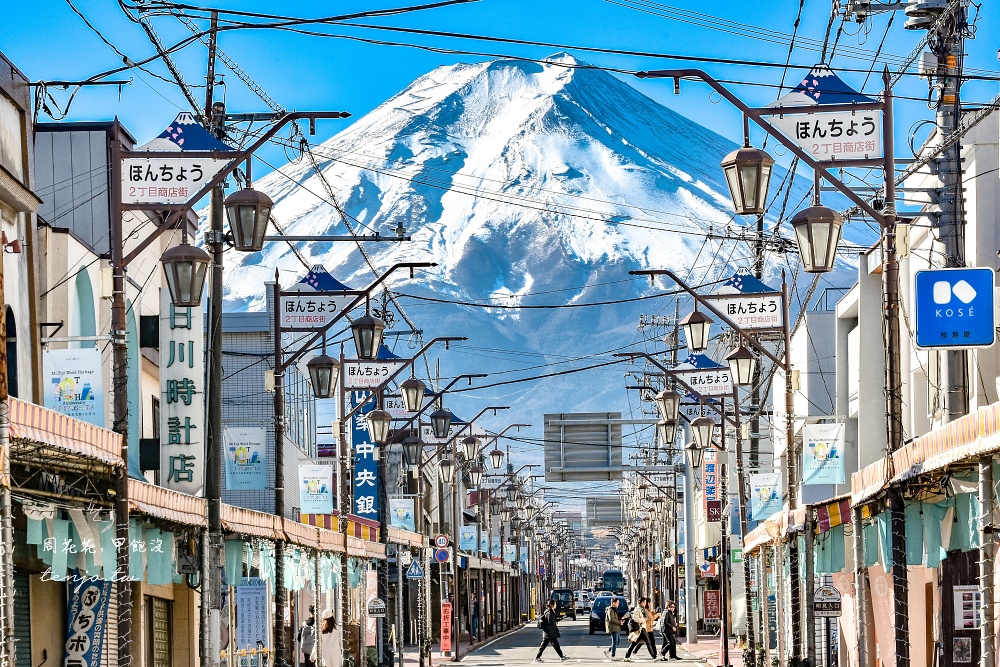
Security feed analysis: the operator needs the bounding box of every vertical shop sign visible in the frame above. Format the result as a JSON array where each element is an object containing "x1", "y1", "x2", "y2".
[
  {"x1": 159, "y1": 289, "x2": 205, "y2": 495},
  {"x1": 702, "y1": 447, "x2": 719, "y2": 509},
  {"x1": 440, "y1": 601, "x2": 453, "y2": 653},
  {"x1": 235, "y1": 578, "x2": 269, "y2": 650},
  {"x1": 703, "y1": 590, "x2": 721, "y2": 620},
  {"x1": 350, "y1": 392, "x2": 380, "y2": 520},
  {"x1": 63, "y1": 578, "x2": 112, "y2": 667}
]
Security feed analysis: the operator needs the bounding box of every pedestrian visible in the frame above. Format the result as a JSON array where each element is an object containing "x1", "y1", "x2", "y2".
[
  {"x1": 534, "y1": 599, "x2": 568, "y2": 662},
  {"x1": 645, "y1": 603, "x2": 660, "y2": 656},
  {"x1": 472, "y1": 596, "x2": 480, "y2": 641},
  {"x1": 314, "y1": 608, "x2": 343, "y2": 667},
  {"x1": 623, "y1": 597, "x2": 656, "y2": 661},
  {"x1": 656, "y1": 602, "x2": 679, "y2": 661},
  {"x1": 603, "y1": 597, "x2": 623, "y2": 661},
  {"x1": 298, "y1": 605, "x2": 317, "y2": 667}
]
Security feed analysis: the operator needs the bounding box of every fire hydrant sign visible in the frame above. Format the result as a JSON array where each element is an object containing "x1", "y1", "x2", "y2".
[
  {"x1": 914, "y1": 267, "x2": 996, "y2": 349},
  {"x1": 159, "y1": 288, "x2": 206, "y2": 495}
]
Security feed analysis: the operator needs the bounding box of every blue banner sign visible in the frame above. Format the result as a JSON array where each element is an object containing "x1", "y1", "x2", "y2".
[
  {"x1": 351, "y1": 392, "x2": 380, "y2": 520},
  {"x1": 914, "y1": 267, "x2": 996, "y2": 349},
  {"x1": 63, "y1": 577, "x2": 112, "y2": 667}
]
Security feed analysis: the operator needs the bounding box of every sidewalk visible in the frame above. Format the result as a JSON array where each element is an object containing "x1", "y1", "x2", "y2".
[
  {"x1": 401, "y1": 625, "x2": 529, "y2": 666},
  {"x1": 679, "y1": 635, "x2": 743, "y2": 667}
]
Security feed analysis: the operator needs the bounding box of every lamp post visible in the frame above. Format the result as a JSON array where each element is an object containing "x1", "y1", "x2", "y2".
[{"x1": 637, "y1": 66, "x2": 904, "y2": 667}]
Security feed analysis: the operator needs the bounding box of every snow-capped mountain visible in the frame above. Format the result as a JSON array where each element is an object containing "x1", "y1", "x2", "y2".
[{"x1": 218, "y1": 53, "x2": 863, "y2": 445}]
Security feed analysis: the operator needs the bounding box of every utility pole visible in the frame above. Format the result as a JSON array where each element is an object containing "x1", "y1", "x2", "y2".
[
  {"x1": 203, "y1": 13, "x2": 224, "y2": 667},
  {"x1": 934, "y1": 2, "x2": 970, "y2": 423}
]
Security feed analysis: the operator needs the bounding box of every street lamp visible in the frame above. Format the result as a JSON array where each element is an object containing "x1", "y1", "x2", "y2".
[
  {"x1": 685, "y1": 439, "x2": 704, "y2": 469},
  {"x1": 652, "y1": 496, "x2": 666, "y2": 513},
  {"x1": 637, "y1": 483, "x2": 649, "y2": 502},
  {"x1": 501, "y1": 507, "x2": 513, "y2": 523},
  {"x1": 691, "y1": 416, "x2": 716, "y2": 451},
  {"x1": 430, "y1": 408, "x2": 453, "y2": 440},
  {"x1": 720, "y1": 145, "x2": 774, "y2": 216},
  {"x1": 402, "y1": 435, "x2": 423, "y2": 467},
  {"x1": 351, "y1": 312, "x2": 386, "y2": 360},
  {"x1": 790, "y1": 204, "x2": 844, "y2": 274},
  {"x1": 400, "y1": 377, "x2": 426, "y2": 413},
  {"x1": 505, "y1": 485, "x2": 517, "y2": 502},
  {"x1": 489, "y1": 448, "x2": 505, "y2": 469},
  {"x1": 224, "y1": 187, "x2": 273, "y2": 252},
  {"x1": 468, "y1": 466, "x2": 484, "y2": 488},
  {"x1": 654, "y1": 388, "x2": 681, "y2": 423},
  {"x1": 680, "y1": 309, "x2": 713, "y2": 352},
  {"x1": 516, "y1": 494, "x2": 527, "y2": 511},
  {"x1": 439, "y1": 456, "x2": 454, "y2": 484},
  {"x1": 459, "y1": 435, "x2": 479, "y2": 461},
  {"x1": 657, "y1": 420, "x2": 677, "y2": 448},
  {"x1": 306, "y1": 353, "x2": 339, "y2": 399},
  {"x1": 366, "y1": 408, "x2": 393, "y2": 445},
  {"x1": 160, "y1": 242, "x2": 210, "y2": 307},
  {"x1": 725, "y1": 345, "x2": 758, "y2": 387}
]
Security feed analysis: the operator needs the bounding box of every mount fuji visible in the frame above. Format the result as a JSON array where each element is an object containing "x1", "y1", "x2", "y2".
[{"x1": 217, "y1": 53, "x2": 867, "y2": 450}]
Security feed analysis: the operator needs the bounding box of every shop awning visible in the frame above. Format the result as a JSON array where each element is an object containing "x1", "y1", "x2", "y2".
[
  {"x1": 222, "y1": 504, "x2": 283, "y2": 541},
  {"x1": 129, "y1": 478, "x2": 206, "y2": 526},
  {"x1": 386, "y1": 526, "x2": 424, "y2": 548},
  {"x1": 8, "y1": 397, "x2": 123, "y2": 469},
  {"x1": 851, "y1": 402, "x2": 1000, "y2": 506}
]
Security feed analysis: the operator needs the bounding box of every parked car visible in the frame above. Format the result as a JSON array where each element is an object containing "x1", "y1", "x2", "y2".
[
  {"x1": 574, "y1": 590, "x2": 592, "y2": 613},
  {"x1": 589, "y1": 594, "x2": 629, "y2": 634},
  {"x1": 550, "y1": 588, "x2": 577, "y2": 620}
]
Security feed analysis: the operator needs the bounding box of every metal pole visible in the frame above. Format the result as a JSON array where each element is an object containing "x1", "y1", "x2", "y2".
[
  {"x1": 273, "y1": 278, "x2": 289, "y2": 667},
  {"x1": 732, "y1": 387, "x2": 756, "y2": 660},
  {"x1": 338, "y1": 353, "x2": 352, "y2": 667},
  {"x1": 684, "y1": 453, "x2": 698, "y2": 645},
  {"x1": 804, "y1": 515, "x2": 815, "y2": 667},
  {"x1": 378, "y1": 404, "x2": 391, "y2": 667},
  {"x1": 878, "y1": 70, "x2": 909, "y2": 667},
  {"x1": 451, "y1": 443, "x2": 461, "y2": 661},
  {"x1": 936, "y1": 3, "x2": 969, "y2": 423},
  {"x1": 397, "y1": 543, "x2": 404, "y2": 667},
  {"x1": 720, "y1": 459, "x2": 729, "y2": 667},
  {"x1": 979, "y1": 458, "x2": 994, "y2": 667},
  {"x1": 853, "y1": 506, "x2": 868, "y2": 667},
  {"x1": 204, "y1": 15, "x2": 224, "y2": 667},
  {"x1": 109, "y1": 126, "x2": 134, "y2": 667},
  {"x1": 780, "y1": 275, "x2": 801, "y2": 667}
]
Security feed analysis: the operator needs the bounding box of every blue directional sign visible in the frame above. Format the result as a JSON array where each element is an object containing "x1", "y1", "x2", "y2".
[{"x1": 914, "y1": 268, "x2": 996, "y2": 349}]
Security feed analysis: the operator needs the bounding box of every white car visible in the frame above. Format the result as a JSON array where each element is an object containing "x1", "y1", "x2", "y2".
[{"x1": 574, "y1": 591, "x2": 592, "y2": 612}]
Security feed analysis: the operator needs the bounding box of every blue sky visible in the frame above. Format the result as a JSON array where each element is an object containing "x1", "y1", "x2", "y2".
[{"x1": 6, "y1": 0, "x2": 999, "y2": 175}]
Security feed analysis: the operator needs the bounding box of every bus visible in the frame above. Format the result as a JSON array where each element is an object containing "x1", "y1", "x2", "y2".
[{"x1": 600, "y1": 569, "x2": 625, "y2": 595}]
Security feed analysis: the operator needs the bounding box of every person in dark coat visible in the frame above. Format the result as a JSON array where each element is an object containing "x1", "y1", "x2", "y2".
[
  {"x1": 657, "y1": 601, "x2": 679, "y2": 660},
  {"x1": 534, "y1": 599, "x2": 568, "y2": 662}
]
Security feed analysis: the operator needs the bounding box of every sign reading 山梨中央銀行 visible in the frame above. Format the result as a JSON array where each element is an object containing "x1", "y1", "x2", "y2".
[{"x1": 914, "y1": 268, "x2": 996, "y2": 349}]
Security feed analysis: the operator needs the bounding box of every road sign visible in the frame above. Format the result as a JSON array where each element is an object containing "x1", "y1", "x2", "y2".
[
  {"x1": 914, "y1": 267, "x2": 996, "y2": 349},
  {"x1": 434, "y1": 534, "x2": 450, "y2": 549},
  {"x1": 769, "y1": 110, "x2": 883, "y2": 161},
  {"x1": 279, "y1": 292, "x2": 358, "y2": 330},
  {"x1": 122, "y1": 156, "x2": 230, "y2": 205},
  {"x1": 406, "y1": 560, "x2": 424, "y2": 579},
  {"x1": 342, "y1": 360, "x2": 407, "y2": 389},
  {"x1": 434, "y1": 548, "x2": 451, "y2": 563},
  {"x1": 708, "y1": 293, "x2": 783, "y2": 330},
  {"x1": 672, "y1": 354, "x2": 733, "y2": 397},
  {"x1": 814, "y1": 585, "x2": 842, "y2": 618},
  {"x1": 367, "y1": 597, "x2": 387, "y2": 618}
]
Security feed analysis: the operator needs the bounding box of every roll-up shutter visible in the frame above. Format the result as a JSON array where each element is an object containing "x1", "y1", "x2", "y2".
[{"x1": 13, "y1": 571, "x2": 31, "y2": 667}]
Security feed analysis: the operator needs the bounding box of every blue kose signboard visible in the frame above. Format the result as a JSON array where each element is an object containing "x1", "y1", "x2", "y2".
[{"x1": 914, "y1": 267, "x2": 996, "y2": 349}]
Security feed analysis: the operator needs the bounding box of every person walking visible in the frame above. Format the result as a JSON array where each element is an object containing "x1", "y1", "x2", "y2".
[
  {"x1": 603, "y1": 597, "x2": 623, "y2": 661},
  {"x1": 645, "y1": 603, "x2": 660, "y2": 656},
  {"x1": 535, "y1": 599, "x2": 568, "y2": 662},
  {"x1": 314, "y1": 608, "x2": 343, "y2": 667},
  {"x1": 623, "y1": 598, "x2": 656, "y2": 661},
  {"x1": 298, "y1": 605, "x2": 317, "y2": 667},
  {"x1": 656, "y1": 602, "x2": 679, "y2": 661}
]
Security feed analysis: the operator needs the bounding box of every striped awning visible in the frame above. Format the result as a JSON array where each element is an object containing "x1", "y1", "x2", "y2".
[
  {"x1": 386, "y1": 526, "x2": 424, "y2": 548},
  {"x1": 851, "y1": 401, "x2": 1000, "y2": 506},
  {"x1": 222, "y1": 504, "x2": 283, "y2": 541},
  {"x1": 129, "y1": 478, "x2": 206, "y2": 526},
  {"x1": 8, "y1": 397, "x2": 123, "y2": 468}
]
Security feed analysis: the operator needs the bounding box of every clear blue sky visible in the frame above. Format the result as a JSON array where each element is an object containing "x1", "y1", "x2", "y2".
[{"x1": 6, "y1": 0, "x2": 999, "y2": 176}]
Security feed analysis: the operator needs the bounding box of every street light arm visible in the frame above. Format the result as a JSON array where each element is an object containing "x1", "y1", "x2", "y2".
[
  {"x1": 340, "y1": 336, "x2": 468, "y2": 423},
  {"x1": 635, "y1": 69, "x2": 884, "y2": 223},
  {"x1": 393, "y1": 373, "x2": 490, "y2": 433},
  {"x1": 120, "y1": 110, "x2": 352, "y2": 265},
  {"x1": 278, "y1": 262, "x2": 438, "y2": 373},
  {"x1": 625, "y1": 269, "x2": 787, "y2": 369},
  {"x1": 615, "y1": 351, "x2": 736, "y2": 427}
]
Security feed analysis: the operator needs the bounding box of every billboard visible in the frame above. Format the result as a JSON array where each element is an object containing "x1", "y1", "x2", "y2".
[{"x1": 543, "y1": 413, "x2": 624, "y2": 482}]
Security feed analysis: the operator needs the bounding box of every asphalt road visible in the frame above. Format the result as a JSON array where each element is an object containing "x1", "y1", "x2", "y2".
[{"x1": 461, "y1": 617, "x2": 704, "y2": 666}]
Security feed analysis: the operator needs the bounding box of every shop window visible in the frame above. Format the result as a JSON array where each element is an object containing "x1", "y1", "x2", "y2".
[{"x1": 144, "y1": 596, "x2": 172, "y2": 667}]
